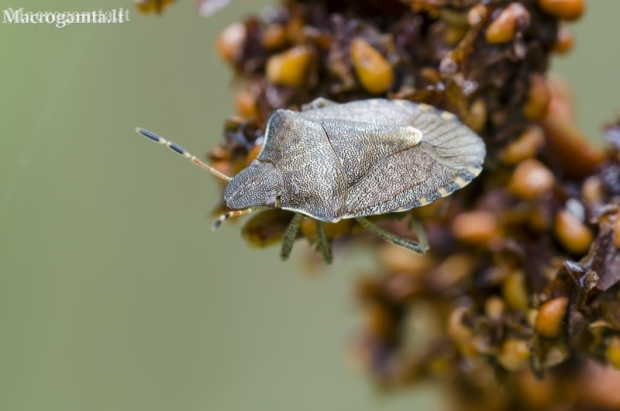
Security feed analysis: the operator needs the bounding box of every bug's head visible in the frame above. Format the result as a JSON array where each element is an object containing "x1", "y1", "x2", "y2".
[{"x1": 224, "y1": 160, "x2": 283, "y2": 210}]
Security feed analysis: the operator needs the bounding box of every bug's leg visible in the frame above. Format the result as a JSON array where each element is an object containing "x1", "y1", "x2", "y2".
[
  {"x1": 315, "y1": 221, "x2": 333, "y2": 264},
  {"x1": 301, "y1": 98, "x2": 337, "y2": 111},
  {"x1": 280, "y1": 213, "x2": 304, "y2": 261},
  {"x1": 408, "y1": 215, "x2": 429, "y2": 251},
  {"x1": 355, "y1": 217, "x2": 429, "y2": 255}
]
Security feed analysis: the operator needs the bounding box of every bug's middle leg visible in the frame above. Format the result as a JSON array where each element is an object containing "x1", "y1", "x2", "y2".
[
  {"x1": 315, "y1": 221, "x2": 333, "y2": 264},
  {"x1": 355, "y1": 217, "x2": 429, "y2": 255},
  {"x1": 280, "y1": 213, "x2": 303, "y2": 261}
]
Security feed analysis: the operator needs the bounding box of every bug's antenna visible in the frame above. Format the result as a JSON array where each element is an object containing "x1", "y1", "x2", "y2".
[
  {"x1": 135, "y1": 127, "x2": 232, "y2": 182},
  {"x1": 212, "y1": 208, "x2": 257, "y2": 230}
]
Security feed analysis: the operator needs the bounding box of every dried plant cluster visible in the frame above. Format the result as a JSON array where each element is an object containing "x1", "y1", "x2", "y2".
[{"x1": 137, "y1": 0, "x2": 620, "y2": 409}]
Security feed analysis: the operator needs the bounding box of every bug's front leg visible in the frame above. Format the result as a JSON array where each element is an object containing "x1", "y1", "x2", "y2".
[
  {"x1": 355, "y1": 217, "x2": 429, "y2": 255},
  {"x1": 280, "y1": 213, "x2": 303, "y2": 261},
  {"x1": 315, "y1": 221, "x2": 333, "y2": 264}
]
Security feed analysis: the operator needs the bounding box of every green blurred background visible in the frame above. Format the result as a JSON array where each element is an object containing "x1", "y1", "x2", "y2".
[{"x1": 1, "y1": 1, "x2": 619, "y2": 410}]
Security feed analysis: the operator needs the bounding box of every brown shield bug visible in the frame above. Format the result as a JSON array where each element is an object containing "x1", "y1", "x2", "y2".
[{"x1": 136, "y1": 98, "x2": 486, "y2": 263}]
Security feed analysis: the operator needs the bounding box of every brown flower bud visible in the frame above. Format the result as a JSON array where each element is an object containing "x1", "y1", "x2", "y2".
[
  {"x1": 553, "y1": 28, "x2": 574, "y2": 54},
  {"x1": 235, "y1": 89, "x2": 259, "y2": 119},
  {"x1": 539, "y1": 0, "x2": 584, "y2": 21},
  {"x1": 246, "y1": 143, "x2": 263, "y2": 165},
  {"x1": 615, "y1": 211, "x2": 620, "y2": 249},
  {"x1": 261, "y1": 24, "x2": 288, "y2": 50},
  {"x1": 300, "y1": 218, "x2": 354, "y2": 240},
  {"x1": 523, "y1": 74, "x2": 551, "y2": 121},
  {"x1": 463, "y1": 98, "x2": 487, "y2": 134},
  {"x1": 536, "y1": 297, "x2": 568, "y2": 338},
  {"x1": 555, "y1": 209, "x2": 593, "y2": 255},
  {"x1": 364, "y1": 302, "x2": 394, "y2": 338},
  {"x1": 502, "y1": 270, "x2": 529, "y2": 312},
  {"x1": 448, "y1": 307, "x2": 478, "y2": 357},
  {"x1": 607, "y1": 335, "x2": 620, "y2": 370},
  {"x1": 485, "y1": 296, "x2": 505, "y2": 320},
  {"x1": 468, "y1": 4, "x2": 488, "y2": 26},
  {"x1": 508, "y1": 159, "x2": 555, "y2": 201},
  {"x1": 350, "y1": 38, "x2": 394, "y2": 94},
  {"x1": 541, "y1": 114, "x2": 607, "y2": 179},
  {"x1": 444, "y1": 26, "x2": 468, "y2": 46},
  {"x1": 485, "y1": 3, "x2": 530, "y2": 44},
  {"x1": 380, "y1": 243, "x2": 437, "y2": 274},
  {"x1": 498, "y1": 338, "x2": 530, "y2": 371},
  {"x1": 266, "y1": 46, "x2": 313, "y2": 88},
  {"x1": 581, "y1": 176, "x2": 605, "y2": 204},
  {"x1": 500, "y1": 126, "x2": 545, "y2": 164},
  {"x1": 216, "y1": 23, "x2": 246, "y2": 62},
  {"x1": 135, "y1": 0, "x2": 175, "y2": 14},
  {"x1": 452, "y1": 211, "x2": 501, "y2": 246}
]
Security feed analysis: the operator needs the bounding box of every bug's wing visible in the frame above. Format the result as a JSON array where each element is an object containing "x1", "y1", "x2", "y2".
[
  {"x1": 342, "y1": 146, "x2": 462, "y2": 218},
  {"x1": 334, "y1": 113, "x2": 485, "y2": 218},
  {"x1": 319, "y1": 120, "x2": 423, "y2": 186}
]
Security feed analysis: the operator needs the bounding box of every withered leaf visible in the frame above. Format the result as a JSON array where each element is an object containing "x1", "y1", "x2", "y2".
[{"x1": 565, "y1": 218, "x2": 620, "y2": 291}]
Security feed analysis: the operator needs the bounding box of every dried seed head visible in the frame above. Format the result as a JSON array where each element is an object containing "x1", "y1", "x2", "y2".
[
  {"x1": 502, "y1": 270, "x2": 529, "y2": 312},
  {"x1": 541, "y1": 115, "x2": 607, "y2": 178},
  {"x1": 467, "y1": 3, "x2": 488, "y2": 26},
  {"x1": 498, "y1": 338, "x2": 530, "y2": 371},
  {"x1": 452, "y1": 211, "x2": 501, "y2": 246},
  {"x1": 542, "y1": 343, "x2": 569, "y2": 367},
  {"x1": 216, "y1": 22, "x2": 246, "y2": 62},
  {"x1": 380, "y1": 243, "x2": 437, "y2": 274},
  {"x1": 485, "y1": 3, "x2": 530, "y2": 44},
  {"x1": 432, "y1": 254, "x2": 476, "y2": 289},
  {"x1": 555, "y1": 209, "x2": 593, "y2": 255},
  {"x1": 500, "y1": 126, "x2": 545, "y2": 165},
  {"x1": 266, "y1": 46, "x2": 313, "y2": 88},
  {"x1": 448, "y1": 307, "x2": 478, "y2": 357},
  {"x1": 235, "y1": 89, "x2": 259, "y2": 119},
  {"x1": 535, "y1": 296, "x2": 568, "y2": 338},
  {"x1": 523, "y1": 74, "x2": 551, "y2": 121},
  {"x1": 581, "y1": 176, "x2": 605, "y2": 204},
  {"x1": 614, "y1": 211, "x2": 620, "y2": 249},
  {"x1": 135, "y1": 0, "x2": 175, "y2": 14},
  {"x1": 508, "y1": 159, "x2": 555, "y2": 200},
  {"x1": 245, "y1": 143, "x2": 263, "y2": 165},
  {"x1": 444, "y1": 26, "x2": 469, "y2": 46},
  {"x1": 485, "y1": 296, "x2": 505, "y2": 320},
  {"x1": 300, "y1": 218, "x2": 354, "y2": 240},
  {"x1": 350, "y1": 38, "x2": 394, "y2": 94},
  {"x1": 553, "y1": 28, "x2": 574, "y2": 54},
  {"x1": 463, "y1": 98, "x2": 487, "y2": 134},
  {"x1": 364, "y1": 302, "x2": 395, "y2": 338},
  {"x1": 538, "y1": 0, "x2": 585, "y2": 21},
  {"x1": 607, "y1": 335, "x2": 620, "y2": 370},
  {"x1": 261, "y1": 24, "x2": 288, "y2": 50}
]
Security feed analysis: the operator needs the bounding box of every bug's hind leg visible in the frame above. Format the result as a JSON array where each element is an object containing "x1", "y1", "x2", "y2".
[
  {"x1": 315, "y1": 221, "x2": 333, "y2": 264},
  {"x1": 301, "y1": 98, "x2": 337, "y2": 111},
  {"x1": 355, "y1": 217, "x2": 429, "y2": 255},
  {"x1": 408, "y1": 215, "x2": 429, "y2": 251},
  {"x1": 280, "y1": 213, "x2": 304, "y2": 261}
]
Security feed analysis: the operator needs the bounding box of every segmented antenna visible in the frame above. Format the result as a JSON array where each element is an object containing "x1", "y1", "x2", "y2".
[
  {"x1": 212, "y1": 208, "x2": 257, "y2": 230},
  {"x1": 135, "y1": 127, "x2": 232, "y2": 182}
]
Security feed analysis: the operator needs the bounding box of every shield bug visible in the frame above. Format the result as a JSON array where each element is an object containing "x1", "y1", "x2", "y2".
[{"x1": 136, "y1": 98, "x2": 486, "y2": 263}]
